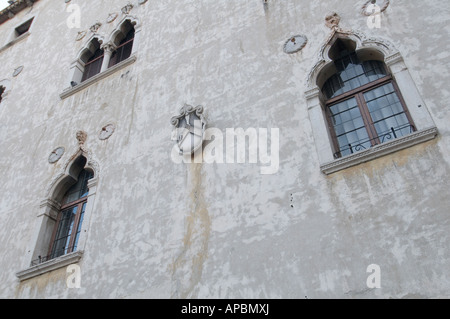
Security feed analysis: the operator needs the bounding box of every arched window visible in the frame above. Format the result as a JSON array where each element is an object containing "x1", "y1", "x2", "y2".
[
  {"x1": 16, "y1": 152, "x2": 99, "y2": 280},
  {"x1": 61, "y1": 18, "x2": 139, "y2": 98},
  {"x1": 47, "y1": 168, "x2": 94, "y2": 260},
  {"x1": 0, "y1": 86, "x2": 4, "y2": 104},
  {"x1": 109, "y1": 21, "x2": 135, "y2": 68},
  {"x1": 322, "y1": 39, "x2": 415, "y2": 159},
  {"x1": 81, "y1": 38, "x2": 104, "y2": 82}
]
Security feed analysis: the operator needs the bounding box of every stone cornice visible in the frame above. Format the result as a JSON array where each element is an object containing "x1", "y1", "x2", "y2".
[{"x1": 0, "y1": 0, "x2": 39, "y2": 25}]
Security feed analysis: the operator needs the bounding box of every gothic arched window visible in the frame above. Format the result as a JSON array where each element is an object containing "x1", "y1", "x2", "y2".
[
  {"x1": 322, "y1": 39, "x2": 415, "y2": 159},
  {"x1": 81, "y1": 38, "x2": 104, "y2": 82},
  {"x1": 108, "y1": 20, "x2": 135, "y2": 68},
  {"x1": 47, "y1": 169, "x2": 93, "y2": 260}
]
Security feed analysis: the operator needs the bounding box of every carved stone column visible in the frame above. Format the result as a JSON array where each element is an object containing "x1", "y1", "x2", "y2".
[{"x1": 100, "y1": 42, "x2": 116, "y2": 72}]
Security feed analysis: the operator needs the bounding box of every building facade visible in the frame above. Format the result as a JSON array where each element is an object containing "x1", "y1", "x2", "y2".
[{"x1": 0, "y1": 0, "x2": 449, "y2": 298}]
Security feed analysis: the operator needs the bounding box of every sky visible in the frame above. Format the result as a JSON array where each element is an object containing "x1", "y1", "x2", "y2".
[{"x1": 0, "y1": 0, "x2": 9, "y2": 11}]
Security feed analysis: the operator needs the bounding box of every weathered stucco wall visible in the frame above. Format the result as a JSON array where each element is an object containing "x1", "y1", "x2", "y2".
[{"x1": 0, "y1": 0, "x2": 449, "y2": 299}]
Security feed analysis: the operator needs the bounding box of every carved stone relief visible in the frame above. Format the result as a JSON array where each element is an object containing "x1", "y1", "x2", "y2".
[
  {"x1": 171, "y1": 105, "x2": 206, "y2": 155},
  {"x1": 283, "y1": 35, "x2": 308, "y2": 54}
]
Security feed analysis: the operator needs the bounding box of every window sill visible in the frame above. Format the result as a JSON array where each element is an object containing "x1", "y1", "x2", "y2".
[
  {"x1": 0, "y1": 31, "x2": 30, "y2": 54},
  {"x1": 320, "y1": 126, "x2": 439, "y2": 175},
  {"x1": 60, "y1": 54, "x2": 137, "y2": 100},
  {"x1": 16, "y1": 251, "x2": 83, "y2": 282}
]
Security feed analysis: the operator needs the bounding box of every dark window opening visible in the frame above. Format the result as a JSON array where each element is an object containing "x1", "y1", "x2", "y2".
[
  {"x1": 0, "y1": 86, "x2": 5, "y2": 104},
  {"x1": 109, "y1": 27, "x2": 135, "y2": 68},
  {"x1": 322, "y1": 42, "x2": 415, "y2": 159},
  {"x1": 15, "y1": 17, "x2": 34, "y2": 37},
  {"x1": 81, "y1": 42, "x2": 104, "y2": 82}
]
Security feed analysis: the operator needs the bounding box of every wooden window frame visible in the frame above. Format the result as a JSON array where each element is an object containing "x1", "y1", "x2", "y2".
[
  {"x1": 81, "y1": 51, "x2": 105, "y2": 82},
  {"x1": 325, "y1": 74, "x2": 416, "y2": 158},
  {"x1": 47, "y1": 197, "x2": 87, "y2": 260},
  {"x1": 109, "y1": 35, "x2": 135, "y2": 68}
]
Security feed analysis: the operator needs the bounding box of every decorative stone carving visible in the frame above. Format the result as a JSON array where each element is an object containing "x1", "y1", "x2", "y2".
[
  {"x1": 171, "y1": 105, "x2": 206, "y2": 155},
  {"x1": 283, "y1": 35, "x2": 308, "y2": 54},
  {"x1": 75, "y1": 30, "x2": 87, "y2": 41},
  {"x1": 306, "y1": 22, "x2": 397, "y2": 89},
  {"x1": 122, "y1": 3, "x2": 134, "y2": 15},
  {"x1": 99, "y1": 124, "x2": 116, "y2": 140},
  {"x1": 325, "y1": 12, "x2": 341, "y2": 29},
  {"x1": 106, "y1": 13, "x2": 118, "y2": 23},
  {"x1": 89, "y1": 21, "x2": 102, "y2": 33},
  {"x1": 100, "y1": 41, "x2": 117, "y2": 53},
  {"x1": 13, "y1": 66, "x2": 24, "y2": 77},
  {"x1": 361, "y1": 0, "x2": 390, "y2": 16},
  {"x1": 48, "y1": 147, "x2": 65, "y2": 164}
]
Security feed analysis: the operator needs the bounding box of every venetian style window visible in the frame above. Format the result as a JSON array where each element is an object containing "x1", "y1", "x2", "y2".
[
  {"x1": 81, "y1": 39, "x2": 105, "y2": 82},
  {"x1": 322, "y1": 40, "x2": 415, "y2": 159},
  {"x1": 47, "y1": 169, "x2": 94, "y2": 261},
  {"x1": 61, "y1": 18, "x2": 139, "y2": 99},
  {"x1": 109, "y1": 22, "x2": 135, "y2": 68}
]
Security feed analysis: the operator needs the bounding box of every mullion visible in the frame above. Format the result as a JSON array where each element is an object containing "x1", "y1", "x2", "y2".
[{"x1": 355, "y1": 93, "x2": 380, "y2": 146}]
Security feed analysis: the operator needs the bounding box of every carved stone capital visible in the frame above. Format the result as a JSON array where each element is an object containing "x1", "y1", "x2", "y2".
[{"x1": 101, "y1": 42, "x2": 117, "y2": 53}]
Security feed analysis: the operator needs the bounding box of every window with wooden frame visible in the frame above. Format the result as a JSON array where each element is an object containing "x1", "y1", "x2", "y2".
[
  {"x1": 81, "y1": 39, "x2": 105, "y2": 83},
  {"x1": 322, "y1": 41, "x2": 415, "y2": 159},
  {"x1": 47, "y1": 169, "x2": 93, "y2": 261},
  {"x1": 108, "y1": 26, "x2": 135, "y2": 68}
]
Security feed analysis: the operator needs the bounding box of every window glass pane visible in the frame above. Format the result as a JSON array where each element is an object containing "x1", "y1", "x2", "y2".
[
  {"x1": 73, "y1": 203, "x2": 86, "y2": 252},
  {"x1": 50, "y1": 207, "x2": 77, "y2": 259},
  {"x1": 364, "y1": 83, "x2": 412, "y2": 141},
  {"x1": 322, "y1": 53, "x2": 388, "y2": 99},
  {"x1": 63, "y1": 170, "x2": 93, "y2": 205},
  {"x1": 329, "y1": 98, "x2": 370, "y2": 157}
]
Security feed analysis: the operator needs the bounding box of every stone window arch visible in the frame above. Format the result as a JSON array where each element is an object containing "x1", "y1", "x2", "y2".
[
  {"x1": 66, "y1": 35, "x2": 106, "y2": 87},
  {"x1": 47, "y1": 165, "x2": 94, "y2": 261},
  {"x1": 107, "y1": 19, "x2": 136, "y2": 68},
  {"x1": 16, "y1": 151, "x2": 99, "y2": 281},
  {"x1": 80, "y1": 37, "x2": 105, "y2": 82},
  {"x1": 305, "y1": 30, "x2": 438, "y2": 174},
  {"x1": 321, "y1": 38, "x2": 416, "y2": 159}
]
